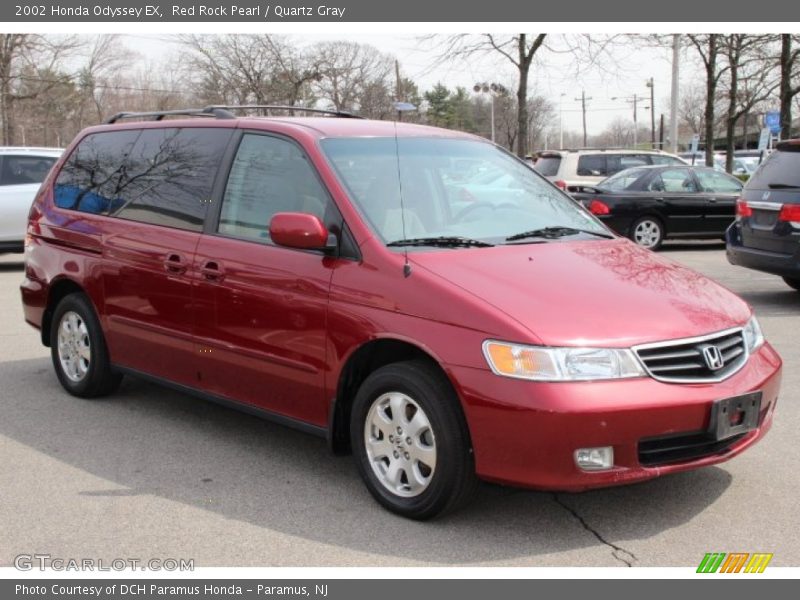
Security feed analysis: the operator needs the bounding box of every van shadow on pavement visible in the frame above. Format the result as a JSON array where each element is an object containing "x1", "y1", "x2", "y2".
[{"x1": 0, "y1": 357, "x2": 732, "y2": 565}]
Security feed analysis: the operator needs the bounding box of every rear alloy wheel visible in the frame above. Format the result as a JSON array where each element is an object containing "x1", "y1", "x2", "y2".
[
  {"x1": 783, "y1": 276, "x2": 800, "y2": 291},
  {"x1": 50, "y1": 293, "x2": 122, "y2": 398},
  {"x1": 351, "y1": 360, "x2": 477, "y2": 520},
  {"x1": 630, "y1": 217, "x2": 665, "y2": 250}
]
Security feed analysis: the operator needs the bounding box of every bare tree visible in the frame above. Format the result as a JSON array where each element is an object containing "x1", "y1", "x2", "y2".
[
  {"x1": 779, "y1": 34, "x2": 800, "y2": 139},
  {"x1": 76, "y1": 35, "x2": 135, "y2": 127},
  {"x1": 428, "y1": 34, "x2": 546, "y2": 158},
  {"x1": 687, "y1": 34, "x2": 728, "y2": 166},
  {"x1": 311, "y1": 41, "x2": 393, "y2": 112},
  {"x1": 180, "y1": 34, "x2": 279, "y2": 105},
  {"x1": 0, "y1": 34, "x2": 80, "y2": 144},
  {"x1": 720, "y1": 35, "x2": 778, "y2": 170}
]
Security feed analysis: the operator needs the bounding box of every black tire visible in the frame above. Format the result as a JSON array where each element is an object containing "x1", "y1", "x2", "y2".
[
  {"x1": 50, "y1": 293, "x2": 122, "y2": 398},
  {"x1": 350, "y1": 360, "x2": 478, "y2": 520},
  {"x1": 783, "y1": 276, "x2": 800, "y2": 291},
  {"x1": 629, "y1": 216, "x2": 665, "y2": 250}
]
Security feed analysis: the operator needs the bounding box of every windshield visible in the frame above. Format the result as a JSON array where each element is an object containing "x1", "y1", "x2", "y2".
[{"x1": 320, "y1": 137, "x2": 607, "y2": 246}]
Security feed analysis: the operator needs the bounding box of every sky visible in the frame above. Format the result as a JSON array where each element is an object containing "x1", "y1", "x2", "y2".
[{"x1": 118, "y1": 32, "x2": 697, "y2": 141}]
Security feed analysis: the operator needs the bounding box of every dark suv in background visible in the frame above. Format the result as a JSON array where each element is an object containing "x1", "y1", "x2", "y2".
[{"x1": 727, "y1": 140, "x2": 800, "y2": 291}]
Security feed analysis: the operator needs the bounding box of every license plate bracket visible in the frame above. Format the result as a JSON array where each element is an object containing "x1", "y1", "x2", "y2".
[{"x1": 709, "y1": 392, "x2": 762, "y2": 440}]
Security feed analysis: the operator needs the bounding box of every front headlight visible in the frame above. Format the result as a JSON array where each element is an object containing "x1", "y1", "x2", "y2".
[
  {"x1": 482, "y1": 340, "x2": 646, "y2": 381},
  {"x1": 743, "y1": 316, "x2": 764, "y2": 353}
]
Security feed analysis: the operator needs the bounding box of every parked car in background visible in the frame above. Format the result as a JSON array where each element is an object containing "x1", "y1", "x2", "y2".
[
  {"x1": 679, "y1": 150, "x2": 766, "y2": 179},
  {"x1": 572, "y1": 165, "x2": 744, "y2": 249},
  {"x1": 21, "y1": 108, "x2": 781, "y2": 520},
  {"x1": 0, "y1": 147, "x2": 62, "y2": 253},
  {"x1": 727, "y1": 139, "x2": 800, "y2": 291},
  {"x1": 534, "y1": 148, "x2": 686, "y2": 192}
]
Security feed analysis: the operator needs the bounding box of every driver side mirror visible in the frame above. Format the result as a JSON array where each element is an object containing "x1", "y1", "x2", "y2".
[{"x1": 269, "y1": 212, "x2": 336, "y2": 252}]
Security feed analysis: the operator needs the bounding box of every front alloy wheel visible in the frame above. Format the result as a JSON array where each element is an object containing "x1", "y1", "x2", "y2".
[
  {"x1": 351, "y1": 360, "x2": 477, "y2": 519},
  {"x1": 364, "y1": 392, "x2": 437, "y2": 498}
]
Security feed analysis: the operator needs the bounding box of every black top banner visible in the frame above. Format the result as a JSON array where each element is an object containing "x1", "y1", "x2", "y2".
[{"x1": 5, "y1": 0, "x2": 800, "y2": 21}]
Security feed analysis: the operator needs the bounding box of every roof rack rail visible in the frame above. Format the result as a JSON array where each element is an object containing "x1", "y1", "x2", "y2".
[
  {"x1": 104, "y1": 105, "x2": 364, "y2": 124},
  {"x1": 204, "y1": 105, "x2": 365, "y2": 119},
  {"x1": 104, "y1": 106, "x2": 236, "y2": 124}
]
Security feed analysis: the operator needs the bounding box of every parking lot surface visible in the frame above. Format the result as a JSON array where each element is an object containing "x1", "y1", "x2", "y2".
[{"x1": 1, "y1": 242, "x2": 797, "y2": 567}]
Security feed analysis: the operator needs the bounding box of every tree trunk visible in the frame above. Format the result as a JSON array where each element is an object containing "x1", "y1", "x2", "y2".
[
  {"x1": 725, "y1": 38, "x2": 740, "y2": 173},
  {"x1": 516, "y1": 35, "x2": 529, "y2": 157},
  {"x1": 780, "y1": 34, "x2": 793, "y2": 140},
  {"x1": 704, "y1": 35, "x2": 718, "y2": 167}
]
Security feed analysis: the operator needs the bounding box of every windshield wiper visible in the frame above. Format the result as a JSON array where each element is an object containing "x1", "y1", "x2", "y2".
[
  {"x1": 387, "y1": 236, "x2": 495, "y2": 248},
  {"x1": 767, "y1": 183, "x2": 800, "y2": 189},
  {"x1": 505, "y1": 226, "x2": 615, "y2": 242}
]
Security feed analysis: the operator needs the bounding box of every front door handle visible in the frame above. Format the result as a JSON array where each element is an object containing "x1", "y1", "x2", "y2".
[
  {"x1": 164, "y1": 253, "x2": 188, "y2": 274},
  {"x1": 708, "y1": 197, "x2": 718, "y2": 203},
  {"x1": 201, "y1": 260, "x2": 226, "y2": 282}
]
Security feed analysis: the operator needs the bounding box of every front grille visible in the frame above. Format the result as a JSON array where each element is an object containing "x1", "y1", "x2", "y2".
[
  {"x1": 638, "y1": 431, "x2": 746, "y2": 467},
  {"x1": 634, "y1": 328, "x2": 747, "y2": 383}
]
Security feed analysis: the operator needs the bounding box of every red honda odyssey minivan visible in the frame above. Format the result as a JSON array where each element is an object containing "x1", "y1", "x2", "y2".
[{"x1": 21, "y1": 106, "x2": 782, "y2": 519}]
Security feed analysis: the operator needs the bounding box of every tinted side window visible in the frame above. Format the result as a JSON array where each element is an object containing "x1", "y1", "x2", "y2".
[
  {"x1": 694, "y1": 169, "x2": 743, "y2": 193},
  {"x1": 109, "y1": 128, "x2": 233, "y2": 232},
  {"x1": 0, "y1": 155, "x2": 58, "y2": 186},
  {"x1": 659, "y1": 168, "x2": 697, "y2": 193},
  {"x1": 54, "y1": 131, "x2": 140, "y2": 214},
  {"x1": 218, "y1": 134, "x2": 332, "y2": 243},
  {"x1": 577, "y1": 155, "x2": 606, "y2": 176}
]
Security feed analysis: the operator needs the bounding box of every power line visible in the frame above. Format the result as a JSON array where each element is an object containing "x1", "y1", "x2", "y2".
[{"x1": 7, "y1": 74, "x2": 185, "y2": 95}]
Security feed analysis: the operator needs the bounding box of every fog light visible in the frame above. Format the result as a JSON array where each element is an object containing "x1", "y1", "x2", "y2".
[{"x1": 574, "y1": 447, "x2": 614, "y2": 471}]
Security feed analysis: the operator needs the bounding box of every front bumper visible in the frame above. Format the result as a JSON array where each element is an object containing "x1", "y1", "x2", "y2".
[{"x1": 448, "y1": 342, "x2": 782, "y2": 491}]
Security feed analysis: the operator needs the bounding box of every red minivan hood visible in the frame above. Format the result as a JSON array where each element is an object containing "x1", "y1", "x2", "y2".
[{"x1": 409, "y1": 239, "x2": 752, "y2": 347}]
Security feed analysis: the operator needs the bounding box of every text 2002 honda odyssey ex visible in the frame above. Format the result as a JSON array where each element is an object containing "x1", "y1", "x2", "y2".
[{"x1": 21, "y1": 106, "x2": 781, "y2": 519}]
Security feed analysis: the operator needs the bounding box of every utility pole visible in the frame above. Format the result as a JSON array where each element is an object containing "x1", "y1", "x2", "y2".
[
  {"x1": 633, "y1": 93, "x2": 638, "y2": 147},
  {"x1": 659, "y1": 113, "x2": 665, "y2": 149},
  {"x1": 395, "y1": 59, "x2": 403, "y2": 121},
  {"x1": 576, "y1": 90, "x2": 592, "y2": 147},
  {"x1": 647, "y1": 77, "x2": 656, "y2": 148},
  {"x1": 669, "y1": 34, "x2": 680, "y2": 154}
]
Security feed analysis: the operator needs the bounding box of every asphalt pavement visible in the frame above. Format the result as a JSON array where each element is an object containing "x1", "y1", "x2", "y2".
[{"x1": 1, "y1": 241, "x2": 797, "y2": 568}]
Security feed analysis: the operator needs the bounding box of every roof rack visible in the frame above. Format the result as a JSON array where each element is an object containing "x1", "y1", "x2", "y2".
[
  {"x1": 205, "y1": 105, "x2": 364, "y2": 119},
  {"x1": 104, "y1": 106, "x2": 236, "y2": 124},
  {"x1": 104, "y1": 104, "x2": 363, "y2": 124}
]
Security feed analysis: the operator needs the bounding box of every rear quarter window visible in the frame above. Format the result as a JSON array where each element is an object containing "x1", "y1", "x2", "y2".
[
  {"x1": 576, "y1": 155, "x2": 607, "y2": 176},
  {"x1": 534, "y1": 156, "x2": 561, "y2": 176},
  {"x1": 746, "y1": 148, "x2": 800, "y2": 190},
  {"x1": 54, "y1": 130, "x2": 140, "y2": 215}
]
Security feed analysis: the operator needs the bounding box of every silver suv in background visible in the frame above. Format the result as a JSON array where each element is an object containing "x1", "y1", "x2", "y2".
[
  {"x1": 534, "y1": 149, "x2": 687, "y2": 193},
  {"x1": 0, "y1": 147, "x2": 62, "y2": 253}
]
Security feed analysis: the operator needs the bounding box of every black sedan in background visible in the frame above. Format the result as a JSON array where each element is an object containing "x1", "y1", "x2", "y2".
[{"x1": 572, "y1": 165, "x2": 743, "y2": 249}]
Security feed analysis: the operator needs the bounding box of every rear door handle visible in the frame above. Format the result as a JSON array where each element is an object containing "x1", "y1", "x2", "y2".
[
  {"x1": 201, "y1": 260, "x2": 226, "y2": 282},
  {"x1": 164, "y1": 253, "x2": 188, "y2": 274},
  {"x1": 708, "y1": 197, "x2": 718, "y2": 203}
]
